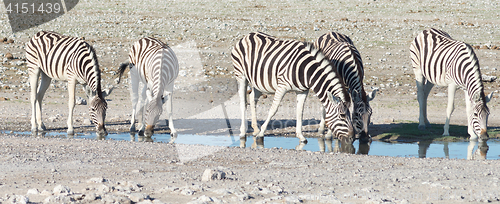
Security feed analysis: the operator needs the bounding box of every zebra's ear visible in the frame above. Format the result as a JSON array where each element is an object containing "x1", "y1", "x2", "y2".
[
  {"x1": 486, "y1": 92, "x2": 494, "y2": 103},
  {"x1": 84, "y1": 85, "x2": 93, "y2": 99},
  {"x1": 102, "y1": 85, "x2": 114, "y2": 98},
  {"x1": 367, "y1": 89, "x2": 377, "y2": 101},
  {"x1": 473, "y1": 92, "x2": 481, "y2": 103},
  {"x1": 352, "y1": 89, "x2": 360, "y2": 101},
  {"x1": 327, "y1": 91, "x2": 341, "y2": 105}
]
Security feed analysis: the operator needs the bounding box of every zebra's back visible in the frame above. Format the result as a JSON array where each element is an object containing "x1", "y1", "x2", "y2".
[
  {"x1": 26, "y1": 31, "x2": 95, "y2": 83},
  {"x1": 315, "y1": 32, "x2": 364, "y2": 98},
  {"x1": 129, "y1": 37, "x2": 178, "y2": 90},
  {"x1": 410, "y1": 28, "x2": 481, "y2": 88},
  {"x1": 232, "y1": 32, "x2": 313, "y2": 94}
]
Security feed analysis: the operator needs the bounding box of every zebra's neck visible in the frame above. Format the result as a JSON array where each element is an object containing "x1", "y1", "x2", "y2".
[{"x1": 308, "y1": 61, "x2": 350, "y2": 104}]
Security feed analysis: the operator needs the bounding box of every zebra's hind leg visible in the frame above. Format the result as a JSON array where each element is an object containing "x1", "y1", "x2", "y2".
[
  {"x1": 295, "y1": 91, "x2": 309, "y2": 143},
  {"x1": 443, "y1": 84, "x2": 457, "y2": 136},
  {"x1": 414, "y1": 68, "x2": 432, "y2": 130},
  {"x1": 257, "y1": 86, "x2": 288, "y2": 138},
  {"x1": 249, "y1": 87, "x2": 262, "y2": 135},
  {"x1": 36, "y1": 73, "x2": 52, "y2": 131}
]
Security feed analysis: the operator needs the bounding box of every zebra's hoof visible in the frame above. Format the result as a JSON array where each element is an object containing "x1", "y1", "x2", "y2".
[{"x1": 67, "y1": 129, "x2": 75, "y2": 135}]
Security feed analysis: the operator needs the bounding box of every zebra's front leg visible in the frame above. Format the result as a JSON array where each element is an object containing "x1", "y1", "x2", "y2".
[
  {"x1": 165, "y1": 84, "x2": 177, "y2": 136},
  {"x1": 67, "y1": 80, "x2": 77, "y2": 135},
  {"x1": 296, "y1": 91, "x2": 308, "y2": 143},
  {"x1": 29, "y1": 68, "x2": 41, "y2": 133},
  {"x1": 249, "y1": 88, "x2": 262, "y2": 135},
  {"x1": 237, "y1": 79, "x2": 248, "y2": 147},
  {"x1": 443, "y1": 84, "x2": 457, "y2": 136},
  {"x1": 464, "y1": 91, "x2": 476, "y2": 139},
  {"x1": 318, "y1": 106, "x2": 333, "y2": 139},
  {"x1": 136, "y1": 85, "x2": 148, "y2": 135},
  {"x1": 257, "y1": 87, "x2": 288, "y2": 138}
]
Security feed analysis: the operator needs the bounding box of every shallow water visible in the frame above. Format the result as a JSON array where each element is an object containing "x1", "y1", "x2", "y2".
[{"x1": 2, "y1": 131, "x2": 499, "y2": 160}]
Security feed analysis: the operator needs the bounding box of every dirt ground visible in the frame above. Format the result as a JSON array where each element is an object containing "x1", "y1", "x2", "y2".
[{"x1": 1, "y1": 0, "x2": 500, "y2": 203}]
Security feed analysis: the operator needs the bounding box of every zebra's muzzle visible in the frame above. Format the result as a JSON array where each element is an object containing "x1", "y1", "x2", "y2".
[
  {"x1": 479, "y1": 129, "x2": 489, "y2": 141},
  {"x1": 97, "y1": 124, "x2": 107, "y2": 137},
  {"x1": 145, "y1": 125, "x2": 155, "y2": 137}
]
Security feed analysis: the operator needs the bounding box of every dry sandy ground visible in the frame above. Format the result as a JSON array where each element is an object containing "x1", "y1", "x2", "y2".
[{"x1": 1, "y1": 0, "x2": 500, "y2": 203}]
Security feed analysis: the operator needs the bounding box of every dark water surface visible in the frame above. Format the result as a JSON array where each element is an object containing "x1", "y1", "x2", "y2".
[{"x1": 3, "y1": 131, "x2": 499, "y2": 160}]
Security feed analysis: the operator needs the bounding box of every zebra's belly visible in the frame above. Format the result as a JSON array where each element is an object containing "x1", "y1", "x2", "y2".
[{"x1": 41, "y1": 69, "x2": 69, "y2": 81}]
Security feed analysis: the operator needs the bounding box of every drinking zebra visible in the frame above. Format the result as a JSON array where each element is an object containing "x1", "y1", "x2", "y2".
[
  {"x1": 116, "y1": 37, "x2": 178, "y2": 137},
  {"x1": 410, "y1": 28, "x2": 493, "y2": 140},
  {"x1": 232, "y1": 32, "x2": 354, "y2": 145},
  {"x1": 315, "y1": 32, "x2": 376, "y2": 141},
  {"x1": 25, "y1": 31, "x2": 108, "y2": 136}
]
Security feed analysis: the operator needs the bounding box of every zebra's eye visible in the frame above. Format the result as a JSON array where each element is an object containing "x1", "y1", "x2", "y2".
[{"x1": 340, "y1": 114, "x2": 346, "y2": 118}]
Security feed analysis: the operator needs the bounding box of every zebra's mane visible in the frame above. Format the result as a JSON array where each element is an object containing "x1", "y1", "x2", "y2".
[
  {"x1": 304, "y1": 41, "x2": 351, "y2": 104},
  {"x1": 83, "y1": 40, "x2": 103, "y2": 95}
]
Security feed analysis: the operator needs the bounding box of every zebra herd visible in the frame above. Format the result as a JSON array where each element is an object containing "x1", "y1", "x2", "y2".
[{"x1": 24, "y1": 28, "x2": 493, "y2": 144}]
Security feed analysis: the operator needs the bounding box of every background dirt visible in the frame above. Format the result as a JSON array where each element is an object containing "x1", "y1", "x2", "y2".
[{"x1": 0, "y1": 0, "x2": 500, "y2": 203}]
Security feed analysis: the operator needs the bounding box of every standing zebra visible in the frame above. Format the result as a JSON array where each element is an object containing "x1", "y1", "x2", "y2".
[
  {"x1": 116, "y1": 37, "x2": 178, "y2": 137},
  {"x1": 410, "y1": 28, "x2": 493, "y2": 140},
  {"x1": 232, "y1": 32, "x2": 354, "y2": 145},
  {"x1": 25, "y1": 31, "x2": 108, "y2": 136},
  {"x1": 315, "y1": 32, "x2": 376, "y2": 141}
]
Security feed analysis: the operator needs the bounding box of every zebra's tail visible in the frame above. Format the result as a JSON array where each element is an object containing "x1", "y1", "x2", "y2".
[{"x1": 116, "y1": 62, "x2": 130, "y2": 84}]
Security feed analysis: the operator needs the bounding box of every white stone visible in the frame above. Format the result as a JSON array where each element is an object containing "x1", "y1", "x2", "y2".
[
  {"x1": 201, "y1": 169, "x2": 226, "y2": 181},
  {"x1": 27, "y1": 188, "x2": 39, "y2": 195}
]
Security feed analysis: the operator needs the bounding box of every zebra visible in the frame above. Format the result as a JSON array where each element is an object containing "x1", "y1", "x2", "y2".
[
  {"x1": 232, "y1": 32, "x2": 354, "y2": 146},
  {"x1": 314, "y1": 32, "x2": 376, "y2": 141},
  {"x1": 410, "y1": 28, "x2": 493, "y2": 140},
  {"x1": 25, "y1": 31, "x2": 109, "y2": 137},
  {"x1": 116, "y1": 37, "x2": 179, "y2": 137}
]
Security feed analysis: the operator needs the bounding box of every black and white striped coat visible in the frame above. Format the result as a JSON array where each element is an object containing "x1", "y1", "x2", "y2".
[
  {"x1": 410, "y1": 28, "x2": 492, "y2": 140},
  {"x1": 232, "y1": 32, "x2": 354, "y2": 145},
  {"x1": 117, "y1": 37, "x2": 179, "y2": 137},
  {"x1": 315, "y1": 32, "x2": 376, "y2": 141},
  {"x1": 25, "y1": 31, "x2": 108, "y2": 136}
]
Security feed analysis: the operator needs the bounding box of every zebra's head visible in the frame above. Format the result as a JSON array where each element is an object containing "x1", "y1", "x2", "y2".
[
  {"x1": 469, "y1": 92, "x2": 493, "y2": 141},
  {"x1": 351, "y1": 89, "x2": 376, "y2": 142},
  {"x1": 89, "y1": 93, "x2": 108, "y2": 137},
  {"x1": 144, "y1": 97, "x2": 164, "y2": 137},
  {"x1": 325, "y1": 91, "x2": 355, "y2": 143}
]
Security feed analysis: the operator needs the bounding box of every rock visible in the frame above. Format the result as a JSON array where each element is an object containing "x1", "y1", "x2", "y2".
[
  {"x1": 284, "y1": 195, "x2": 302, "y2": 203},
  {"x1": 8, "y1": 195, "x2": 29, "y2": 204},
  {"x1": 5, "y1": 53, "x2": 13, "y2": 60},
  {"x1": 75, "y1": 97, "x2": 87, "y2": 105},
  {"x1": 482, "y1": 75, "x2": 497, "y2": 82},
  {"x1": 7, "y1": 39, "x2": 14, "y2": 44},
  {"x1": 83, "y1": 118, "x2": 92, "y2": 125},
  {"x1": 87, "y1": 177, "x2": 105, "y2": 183},
  {"x1": 44, "y1": 195, "x2": 73, "y2": 203},
  {"x1": 202, "y1": 169, "x2": 226, "y2": 181},
  {"x1": 180, "y1": 188, "x2": 195, "y2": 195},
  {"x1": 127, "y1": 193, "x2": 150, "y2": 203},
  {"x1": 187, "y1": 195, "x2": 213, "y2": 204},
  {"x1": 101, "y1": 194, "x2": 132, "y2": 204},
  {"x1": 53, "y1": 185, "x2": 72, "y2": 195},
  {"x1": 27, "y1": 188, "x2": 40, "y2": 195}
]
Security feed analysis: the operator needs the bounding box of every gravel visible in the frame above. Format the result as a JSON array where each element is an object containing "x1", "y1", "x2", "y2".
[{"x1": 1, "y1": 0, "x2": 500, "y2": 203}]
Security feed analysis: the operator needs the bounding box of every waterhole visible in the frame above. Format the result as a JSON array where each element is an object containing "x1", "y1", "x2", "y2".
[{"x1": 2, "y1": 131, "x2": 499, "y2": 160}]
